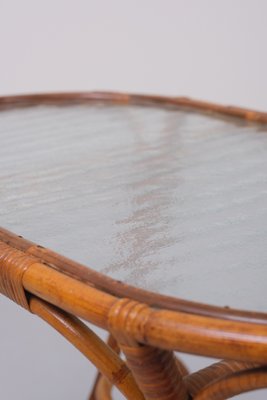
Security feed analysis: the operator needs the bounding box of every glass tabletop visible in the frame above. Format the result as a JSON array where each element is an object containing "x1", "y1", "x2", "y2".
[{"x1": 1, "y1": 102, "x2": 267, "y2": 312}]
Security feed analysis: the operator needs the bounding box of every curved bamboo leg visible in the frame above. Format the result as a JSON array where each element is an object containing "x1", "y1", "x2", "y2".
[
  {"x1": 30, "y1": 297, "x2": 144, "y2": 400},
  {"x1": 89, "y1": 374, "x2": 102, "y2": 400},
  {"x1": 184, "y1": 359, "x2": 259, "y2": 397},
  {"x1": 89, "y1": 335, "x2": 120, "y2": 400},
  {"x1": 108, "y1": 299, "x2": 188, "y2": 400},
  {"x1": 90, "y1": 343, "x2": 189, "y2": 399},
  {"x1": 94, "y1": 375, "x2": 113, "y2": 400},
  {"x1": 120, "y1": 343, "x2": 188, "y2": 400},
  {"x1": 193, "y1": 366, "x2": 267, "y2": 400}
]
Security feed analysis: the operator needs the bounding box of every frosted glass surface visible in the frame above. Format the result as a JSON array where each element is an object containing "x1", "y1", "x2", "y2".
[{"x1": 1, "y1": 104, "x2": 267, "y2": 312}]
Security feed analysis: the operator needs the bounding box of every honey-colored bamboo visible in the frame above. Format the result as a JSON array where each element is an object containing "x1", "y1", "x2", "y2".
[
  {"x1": 89, "y1": 335, "x2": 120, "y2": 400},
  {"x1": 108, "y1": 298, "x2": 188, "y2": 400},
  {"x1": 1, "y1": 92, "x2": 267, "y2": 399},
  {"x1": 94, "y1": 376, "x2": 113, "y2": 400},
  {"x1": 184, "y1": 360, "x2": 259, "y2": 397},
  {"x1": 1, "y1": 224, "x2": 267, "y2": 324},
  {"x1": 1, "y1": 242, "x2": 263, "y2": 364},
  {"x1": 30, "y1": 297, "x2": 144, "y2": 400},
  {"x1": 193, "y1": 366, "x2": 267, "y2": 400}
]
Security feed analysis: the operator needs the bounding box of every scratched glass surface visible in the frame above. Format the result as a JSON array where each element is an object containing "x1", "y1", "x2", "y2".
[{"x1": 1, "y1": 104, "x2": 267, "y2": 311}]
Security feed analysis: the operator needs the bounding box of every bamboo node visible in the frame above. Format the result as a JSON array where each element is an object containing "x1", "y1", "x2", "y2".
[{"x1": 108, "y1": 298, "x2": 151, "y2": 346}]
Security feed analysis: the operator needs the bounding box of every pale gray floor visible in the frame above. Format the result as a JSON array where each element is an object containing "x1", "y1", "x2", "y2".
[{"x1": 1, "y1": 1, "x2": 267, "y2": 399}]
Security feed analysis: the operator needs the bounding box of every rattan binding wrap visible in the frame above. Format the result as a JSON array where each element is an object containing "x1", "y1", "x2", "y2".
[
  {"x1": 184, "y1": 360, "x2": 259, "y2": 397},
  {"x1": 109, "y1": 299, "x2": 188, "y2": 400},
  {"x1": 0, "y1": 241, "x2": 37, "y2": 310}
]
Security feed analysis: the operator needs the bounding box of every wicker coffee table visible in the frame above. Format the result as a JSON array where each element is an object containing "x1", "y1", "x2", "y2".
[{"x1": 1, "y1": 92, "x2": 267, "y2": 400}]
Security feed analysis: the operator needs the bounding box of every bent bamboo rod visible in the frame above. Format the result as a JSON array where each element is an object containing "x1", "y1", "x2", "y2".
[{"x1": 21, "y1": 260, "x2": 267, "y2": 364}]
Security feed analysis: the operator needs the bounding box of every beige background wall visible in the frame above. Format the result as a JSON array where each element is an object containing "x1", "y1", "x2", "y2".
[{"x1": 0, "y1": 1, "x2": 266, "y2": 399}]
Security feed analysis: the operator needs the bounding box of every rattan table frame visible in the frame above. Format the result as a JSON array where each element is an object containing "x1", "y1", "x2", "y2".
[{"x1": 1, "y1": 92, "x2": 267, "y2": 400}]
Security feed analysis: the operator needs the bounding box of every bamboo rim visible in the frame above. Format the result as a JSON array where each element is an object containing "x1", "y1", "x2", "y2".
[
  {"x1": 1, "y1": 91, "x2": 267, "y2": 332},
  {"x1": 0, "y1": 91, "x2": 267, "y2": 123}
]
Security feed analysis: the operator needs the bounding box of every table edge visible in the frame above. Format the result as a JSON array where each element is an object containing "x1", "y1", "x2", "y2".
[
  {"x1": 0, "y1": 91, "x2": 267, "y2": 123},
  {"x1": 1, "y1": 91, "x2": 266, "y2": 326}
]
